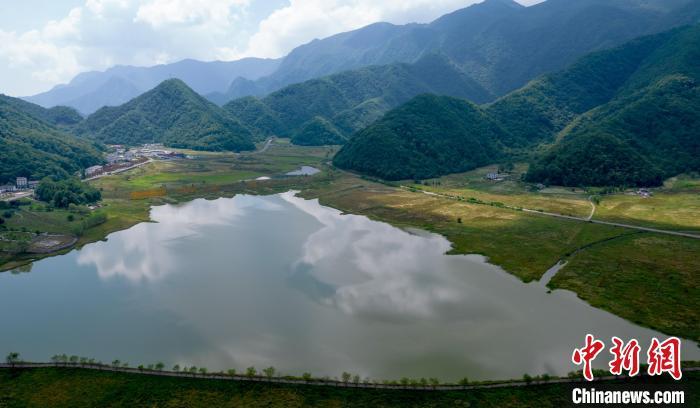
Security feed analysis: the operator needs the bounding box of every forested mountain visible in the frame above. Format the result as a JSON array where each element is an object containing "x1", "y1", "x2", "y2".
[
  {"x1": 1, "y1": 96, "x2": 83, "y2": 127},
  {"x1": 25, "y1": 58, "x2": 281, "y2": 115},
  {"x1": 333, "y1": 94, "x2": 505, "y2": 180},
  {"x1": 0, "y1": 95, "x2": 102, "y2": 184},
  {"x1": 222, "y1": 0, "x2": 700, "y2": 102},
  {"x1": 78, "y1": 79, "x2": 255, "y2": 152},
  {"x1": 335, "y1": 24, "x2": 700, "y2": 186},
  {"x1": 223, "y1": 54, "x2": 492, "y2": 142}
]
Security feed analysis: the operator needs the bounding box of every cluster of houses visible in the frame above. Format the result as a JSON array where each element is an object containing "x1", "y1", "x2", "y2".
[
  {"x1": 0, "y1": 177, "x2": 40, "y2": 195},
  {"x1": 85, "y1": 144, "x2": 186, "y2": 178},
  {"x1": 107, "y1": 144, "x2": 184, "y2": 163}
]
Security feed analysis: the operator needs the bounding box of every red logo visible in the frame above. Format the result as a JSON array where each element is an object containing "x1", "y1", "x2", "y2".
[
  {"x1": 572, "y1": 335, "x2": 682, "y2": 381},
  {"x1": 572, "y1": 334, "x2": 605, "y2": 381},
  {"x1": 647, "y1": 337, "x2": 682, "y2": 380},
  {"x1": 609, "y1": 336, "x2": 640, "y2": 377}
]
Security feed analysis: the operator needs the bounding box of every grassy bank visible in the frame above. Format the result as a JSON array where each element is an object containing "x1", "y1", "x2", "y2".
[
  {"x1": 551, "y1": 233, "x2": 700, "y2": 341},
  {"x1": 0, "y1": 367, "x2": 697, "y2": 408}
]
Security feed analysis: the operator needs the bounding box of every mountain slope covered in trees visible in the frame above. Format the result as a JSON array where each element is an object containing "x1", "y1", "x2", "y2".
[
  {"x1": 0, "y1": 95, "x2": 102, "y2": 184},
  {"x1": 223, "y1": 54, "x2": 491, "y2": 142},
  {"x1": 333, "y1": 94, "x2": 505, "y2": 180},
  {"x1": 78, "y1": 80, "x2": 255, "y2": 152},
  {"x1": 335, "y1": 24, "x2": 700, "y2": 185}
]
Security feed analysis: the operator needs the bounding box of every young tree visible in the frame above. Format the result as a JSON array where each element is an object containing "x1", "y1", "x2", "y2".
[
  {"x1": 198, "y1": 367, "x2": 208, "y2": 375},
  {"x1": 155, "y1": 362, "x2": 165, "y2": 371},
  {"x1": 246, "y1": 366, "x2": 257, "y2": 378},
  {"x1": 262, "y1": 366, "x2": 276, "y2": 379},
  {"x1": 5, "y1": 352, "x2": 20, "y2": 365},
  {"x1": 112, "y1": 359, "x2": 121, "y2": 368},
  {"x1": 302, "y1": 372, "x2": 312, "y2": 382},
  {"x1": 172, "y1": 364, "x2": 181, "y2": 372},
  {"x1": 227, "y1": 368, "x2": 236, "y2": 376}
]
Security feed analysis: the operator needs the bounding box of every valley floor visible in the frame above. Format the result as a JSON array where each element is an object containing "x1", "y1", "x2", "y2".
[{"x1": 1, "y1": 141, "x2": 699, "y2": 342}]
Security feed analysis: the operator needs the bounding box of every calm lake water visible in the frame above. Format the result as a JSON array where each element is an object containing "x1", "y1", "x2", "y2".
[{"x1": 1, "y1": 192, "x2": 697, "y2": 381}]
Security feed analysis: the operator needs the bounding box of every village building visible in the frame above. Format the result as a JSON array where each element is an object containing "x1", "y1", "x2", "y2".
[
  {"x1": 485, "y1": 172, "x2": 508, "y2": 181},
  {"x1": 0, "y1": 184, "x2": 15, "y2": 194},
  {"x1": 85, "y1": 165, "x2": 104, "y2": 177},
  {"x1": 637, "y1": 189, "x2": 653, "y2": 198},
  {"x1": 16, "y1": 177, "x2": 28, "y2": 189}
]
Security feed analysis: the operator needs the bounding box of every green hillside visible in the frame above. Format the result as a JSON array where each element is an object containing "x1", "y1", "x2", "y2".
[
  {"x1": 333, "y1": 94, "x2": 504, "y2": 180},
  {"x1": 79, "y1": 79, "x2": 255, "y2": 152},
  {"x1": 224, "y1": 54, "x2": 492, "y2": 143},
  {"x1": 0, "y1": 95, "x2": 102, "y2": 184},
  {"x1": 336, "y1": 25, "x2": 700, "y2": 186},
  {"x1": 291, "y1": 117, "x2": 347, "y2": 146},
  {"x1": 2, "y1": 96, "x2": 83, "y2": 127},
  {"x1": 526, "y1": 25, "x2": 700, "y2": 186},
  {"x1": 221, "y1": 96, "x2": 284, "y2": 142}
]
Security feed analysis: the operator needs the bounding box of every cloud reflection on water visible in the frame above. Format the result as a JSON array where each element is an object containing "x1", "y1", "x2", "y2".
[
  {"x1": 280, "y1": 191, "x2": 468, "y2": 322},
  {"x1": 77, "y1": 196, "x2": 282, "y2": 282}
]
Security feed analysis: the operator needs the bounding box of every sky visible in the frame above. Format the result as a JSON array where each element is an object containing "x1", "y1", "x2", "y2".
[{"x1": 0, "y1": 0, "x2": 544, "y2": 96}]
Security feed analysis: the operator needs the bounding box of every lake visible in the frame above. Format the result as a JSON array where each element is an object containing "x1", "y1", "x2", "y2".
[{"x1": 1, "y1": 192, "x2": 697, "y2": 381}]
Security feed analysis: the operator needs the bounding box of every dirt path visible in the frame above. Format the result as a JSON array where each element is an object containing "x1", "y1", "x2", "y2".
[{"x1": 587, "y1": 195, "x2": 596, "y2": 221}]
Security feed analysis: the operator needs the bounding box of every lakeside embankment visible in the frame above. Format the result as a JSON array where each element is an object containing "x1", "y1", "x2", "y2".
[{"x1": 1, "y1": 365, "x2": 697, "y2": 407}]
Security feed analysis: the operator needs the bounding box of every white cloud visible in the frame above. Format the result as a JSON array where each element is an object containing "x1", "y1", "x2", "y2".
[
  {"x1": 0, "y1": 0, "x2": 253, "y2": 95},
  {"x1": 135, "y1": 0, "x2": 249, "y2": 28}
]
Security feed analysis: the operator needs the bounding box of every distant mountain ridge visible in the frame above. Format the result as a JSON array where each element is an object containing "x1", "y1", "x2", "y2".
[
  {"x1": 24, "y1": 0, "x2": 700, "y2": 115},
  {"x1": 25, "y1": 58, "x2": 281, "y2": 115},
  {"x1": 221, "y1": 0, "x2": 700, "y2": 103},
  {"x1": 334, "y1": 24, "x2": 700, "y2": 186}
]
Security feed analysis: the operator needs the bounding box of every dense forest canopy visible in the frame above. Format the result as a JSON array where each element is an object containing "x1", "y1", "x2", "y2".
[
  {"x1": 35, "y1": 177, "x2": 102, "y2": 208},
  {"x1": 333, "y1": 94, "x2": 504, "y2": 180},
  {"x1": 0, "y1": 95, "x2": 102, "y2": 184}
]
